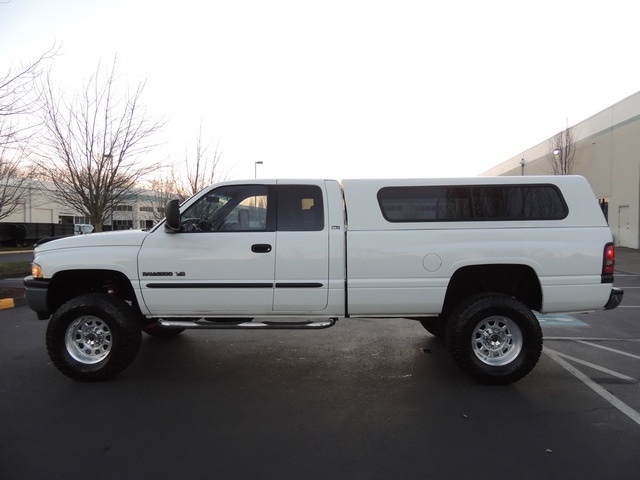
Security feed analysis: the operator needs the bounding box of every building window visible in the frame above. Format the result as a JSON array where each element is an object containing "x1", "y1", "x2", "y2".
[
  {"x1": 112, "y1": 219, "x2": 133, "y2": 230},
  {"x1": 113, "y1": 205, "x2": 133, "y2": 212},
  {"x1": 140, "y1": 206, "x2": 154, "y2": 212},
  {"x1": 59, "y1": 215, "x2": 91, "y2": 225}
]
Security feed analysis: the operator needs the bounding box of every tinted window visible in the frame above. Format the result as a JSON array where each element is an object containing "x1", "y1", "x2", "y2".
[
  {"x1": 377, "y1": 185, "x2": 568, "y2": 222},
  {"x1": 277, "y1": 185, "x2": 324, "y2": 231}
]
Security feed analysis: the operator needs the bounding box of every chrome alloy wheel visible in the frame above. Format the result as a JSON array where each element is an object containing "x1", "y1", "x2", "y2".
[
  {"x1": 65, "y1": 316, "x2": 113, "y2": 364},
  {"x1": 472, "y1": 315, "x2": 523, "y2": 366}
]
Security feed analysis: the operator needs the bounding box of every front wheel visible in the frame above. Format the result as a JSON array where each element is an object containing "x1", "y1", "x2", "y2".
[
  {"x1": 447, "y1": 294, "x2": 542, "y2": 385},
  {"x1": 46, "y1": 293, "x2": 142, "y2": 381}
]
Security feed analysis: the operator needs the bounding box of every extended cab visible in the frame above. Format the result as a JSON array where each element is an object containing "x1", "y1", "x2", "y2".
[{"x1": 24, "y1": 176, "x2": 623, "y2": 384}]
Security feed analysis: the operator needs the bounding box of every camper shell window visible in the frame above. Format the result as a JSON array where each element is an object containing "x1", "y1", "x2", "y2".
[{"x1": 377, "y1": 184, "x2": 568, "y2": 222}]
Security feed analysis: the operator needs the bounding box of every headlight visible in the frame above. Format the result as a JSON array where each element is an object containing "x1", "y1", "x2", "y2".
[{"x1": 31, "y1": 263, "x2": 43, "y2": 279}]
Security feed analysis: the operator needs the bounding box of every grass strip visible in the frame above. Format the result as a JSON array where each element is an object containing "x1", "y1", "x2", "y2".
[{"x1": 0, "y1": 261, "x2": 31, "y2": 276}]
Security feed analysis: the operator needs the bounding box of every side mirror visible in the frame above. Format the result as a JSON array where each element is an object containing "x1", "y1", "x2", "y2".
[{"x1": 164, "y1": 199, "x2": 181, "y2": 233}]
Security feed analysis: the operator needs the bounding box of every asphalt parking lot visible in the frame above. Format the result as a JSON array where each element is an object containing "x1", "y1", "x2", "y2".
[{"x1": 1, "y1": 250, "x2": 640, "y2": 479}]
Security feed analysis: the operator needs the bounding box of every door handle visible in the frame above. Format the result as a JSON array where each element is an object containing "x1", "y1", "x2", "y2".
[{"x1": 251, "y1": 244, "x2": 272, "y2": 253}]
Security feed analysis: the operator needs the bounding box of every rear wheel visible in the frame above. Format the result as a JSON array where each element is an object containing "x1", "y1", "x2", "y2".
[
  {"x1": 447, "y1": 294, "x2": 542, "y2": 384},
  {"x1": 46, "y1": 293, "x2": 142, "y2": 381}
]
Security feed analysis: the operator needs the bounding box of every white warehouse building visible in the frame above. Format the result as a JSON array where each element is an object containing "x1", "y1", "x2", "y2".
[
  {"x1": 483, "y1": 90, "x2": 640, "y2": 249},
  {"x1": 1, "y1": 180, "x2": 164, "y2": 231}
]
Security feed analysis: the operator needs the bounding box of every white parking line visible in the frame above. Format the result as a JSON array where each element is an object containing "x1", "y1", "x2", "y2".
[
  {"x1": 546, "y1": 349, "x2": 636, "y2": 382},
  {"x1": 546, "y1": 337, "x2": 640, "y2": 342},
  {"x1": 577, "y1": 341, "x2": 640, "y2": 360},
  {"x1": 544, "y1": 348, "x2": 640, "y2": 426}
]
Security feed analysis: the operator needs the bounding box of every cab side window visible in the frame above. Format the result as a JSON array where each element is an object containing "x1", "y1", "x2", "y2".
[
  {"x1": 180, "y1": 185, "x2": 271, "y2": 232},
  {"x1": 277, "y1": 185, "x2": 324, "y2": 231}
]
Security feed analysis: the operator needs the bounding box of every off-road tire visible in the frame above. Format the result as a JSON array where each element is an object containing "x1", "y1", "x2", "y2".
[
  {"x1": 447, "y1": 293, "x2": 542, "y2": 385},
  {"x1": 46, "y1": 293, "x2": 142, "y2": 381}
]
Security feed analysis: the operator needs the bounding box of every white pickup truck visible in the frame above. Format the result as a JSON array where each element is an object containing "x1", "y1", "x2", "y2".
[{"x1": 24, "y1": 176, "x2": 623, "y2": 384}]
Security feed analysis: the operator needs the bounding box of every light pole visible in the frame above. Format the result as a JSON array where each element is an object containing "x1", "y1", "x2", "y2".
[
  {"x1": 553, "y1": 148, "x2": 563, "y2": 175},
  {"x1": 520, "y1": 158, "x2": 525, "y2": 176},
  {"x1": 254, "y1": 161, "x2": 263, "y2": 179}
]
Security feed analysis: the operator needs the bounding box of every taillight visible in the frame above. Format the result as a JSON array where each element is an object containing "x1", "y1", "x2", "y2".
[{"x1": 602, "y1": 242, "x2": 615, "y2": 282}]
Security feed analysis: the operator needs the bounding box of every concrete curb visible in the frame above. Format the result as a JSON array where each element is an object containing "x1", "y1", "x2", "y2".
[{"x1": 0, "y1": 273, "x2": 27, "y2": 310}]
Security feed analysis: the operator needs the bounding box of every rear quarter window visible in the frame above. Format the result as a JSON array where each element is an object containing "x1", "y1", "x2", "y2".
[
  {"x1": 277, "y1": 185, "x2": 324, "y2": 231},
  {"x1": 377, "y1": 184, "x2": 568, "y2": 222}
]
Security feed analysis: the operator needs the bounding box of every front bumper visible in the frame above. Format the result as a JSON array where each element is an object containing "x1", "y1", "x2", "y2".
[
  {"x1": 604, "y1": 287, "x2": 624, "y2": 310},
  {"x1": 23, "y1": 276, "x2": 51, "y2": 320}
]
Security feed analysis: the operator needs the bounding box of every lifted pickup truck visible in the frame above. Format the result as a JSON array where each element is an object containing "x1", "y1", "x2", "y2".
[{"x1": 24, "y1": 176, "x2": 623, "y2": 384}]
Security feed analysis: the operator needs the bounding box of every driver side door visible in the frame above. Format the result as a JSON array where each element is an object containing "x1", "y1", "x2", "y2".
[{"x1": 138, "y1": 184, "x2": 277, "y2": 316}]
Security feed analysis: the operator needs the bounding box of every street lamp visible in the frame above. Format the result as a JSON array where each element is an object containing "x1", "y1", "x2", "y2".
[
  {"x1": 254, "y1": 161, "x2": 263, "y2": 179},
  {"x1": 520, "y1": 158, "x2": 525, "y2": 176}
]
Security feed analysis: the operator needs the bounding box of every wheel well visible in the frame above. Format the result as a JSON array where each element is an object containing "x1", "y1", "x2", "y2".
[
  {"x1": 48, "y1": 270, "x2": 140, "y2": 317},
  {"x1": 442, "y1": 264, "x2": 542, "y2": 317}
]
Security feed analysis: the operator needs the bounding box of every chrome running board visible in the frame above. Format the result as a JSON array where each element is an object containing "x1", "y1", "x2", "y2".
[{"x1": 157, "y1": 318, "x2": 338, "y2": 330}]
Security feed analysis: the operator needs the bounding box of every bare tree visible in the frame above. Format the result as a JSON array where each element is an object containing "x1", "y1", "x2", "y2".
[
  {"x1": 183, "y1": 120, "x2": 224, "y2": 196},
  {"x1": 147, "y1": 166, "x2": 188, "y2": 222},
  {"x1": 0, "y1": 145, "x2": 31, "y2": 220},
  {"x1": 33, "y1": 58, "x2": 166, "y2": 231},
  {"x1": 1, "y1": 48, "x2": 55, "y2": 143},
  {"x1": 145, "y1": 121, "x2": 225, "y2": 221},
  {"x1": 548, "y1": 121, "x2": 577, "y2": 175},
  {"x1": 0, "y1": 48, "x2": 56, "y2": 219}
]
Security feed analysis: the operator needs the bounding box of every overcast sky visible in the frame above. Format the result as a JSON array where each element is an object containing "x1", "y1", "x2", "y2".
[{"x1": 1, "y1": 0, "x2": 638, "y2": 180}]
